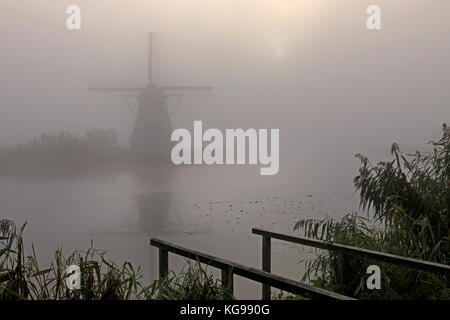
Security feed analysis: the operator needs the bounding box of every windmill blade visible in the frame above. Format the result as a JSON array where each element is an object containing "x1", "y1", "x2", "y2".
[
  {"x1": 88, "y1": 87, "x2": 143, "y2": 92},
  {"x1": 160, "y1": 85, "x2": 213, "y2": 91},
  {"x1": 148, "y1": 32, "x2": 153, "y2": 83},
  {"x1": 120, "y1": 95, "x2": 137, "y2": 114},
  {"x1": 169, "y1": 95, "x2": 183, "y2": 117}
]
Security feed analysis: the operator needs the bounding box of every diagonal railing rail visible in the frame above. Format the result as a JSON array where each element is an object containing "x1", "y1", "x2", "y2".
[{"x1": 150, "y1": 238, "x2": 354, "y2": 300}]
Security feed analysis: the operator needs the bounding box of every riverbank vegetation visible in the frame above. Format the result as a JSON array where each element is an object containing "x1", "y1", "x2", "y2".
[
  {"x1": 0, "y1": 129, "x2": 130, "y2": 175},
  {"x1": 295, "y1": 124, "x2": 449, "y2": 299},
  {"x1": 154, "y1": 262, "x2": 233, "y2": 300},
  {"x1": 0, "y1": 220, "x2": 150, "y2": 300},
  {"x1": 0, "y1": 220, "x2": 232, "y2": 300}
]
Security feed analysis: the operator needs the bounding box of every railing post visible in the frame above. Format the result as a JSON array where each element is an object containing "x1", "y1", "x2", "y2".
[
  {"x1": 337, "y1": 252, "x2": 350, "y2": 290},
  {"x1": 150, "y1": 237, "x2": 354, "y2": 300},
  {"x1": 262, "y1": 235, "x2": 271, "y2": 300},
  {"x1": 221, "y1": 267, "x2": 234, "y2": 294},
  {"x1": 159, "y1": 248, "x2": 169, "y2": 279}
]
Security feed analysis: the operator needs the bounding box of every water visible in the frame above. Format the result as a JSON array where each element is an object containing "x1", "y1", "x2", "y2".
[{"x1": 0, "y1": 163, "x2": 358, "y2": 298}]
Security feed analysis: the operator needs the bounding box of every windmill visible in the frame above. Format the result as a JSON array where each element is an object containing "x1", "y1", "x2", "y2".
[{"x1": 89, "y1": 33, "x2": 213, "y2": 160}]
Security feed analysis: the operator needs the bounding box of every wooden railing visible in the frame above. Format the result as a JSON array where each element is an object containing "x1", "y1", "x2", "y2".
[
  {"x1": 150, "y1": 238, "x2": 354, "y2": 300},
  {"x1": 151, "y1": 228, "x2": 449, "y2": 300},
  {"x1": 252, "y1": 227, "x2": 450, "y2": 299}
]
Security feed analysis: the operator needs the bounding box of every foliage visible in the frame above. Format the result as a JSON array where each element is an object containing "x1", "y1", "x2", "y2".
[
  {"x1": 0, "y1": 219, "x2": 233, "y2": 300},
  {"x1": 354, "y1": 123, "x2": 449, "y2": 263},
  {"x1": 0, "y1": 129, "x2": 122, "y2": 172},
  {"x1": 0, "y1": 219, "x2": 153, "y2": 300},
  {"x1": 271, "y1": 290, "x2": 308, "y2": 300},
  {"x1": 152, "y1": 261, "x2": 234, "y2": 300},
  {"x1": 295, "y1": 124, "x2": 450, "y2": 299}
]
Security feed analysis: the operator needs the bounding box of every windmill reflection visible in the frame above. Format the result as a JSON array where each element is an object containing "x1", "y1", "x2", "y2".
[{"x1": 136, "y1": 191, "x2": 171, "y2": 235}]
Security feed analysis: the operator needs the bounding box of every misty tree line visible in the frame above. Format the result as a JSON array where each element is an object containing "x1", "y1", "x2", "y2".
[{"x1": 0, "y1": 129, "x2": 122, "y2": 171}]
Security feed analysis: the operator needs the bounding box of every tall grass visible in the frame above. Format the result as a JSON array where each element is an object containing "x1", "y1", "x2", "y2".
[
  {"x1": 0, "y1": 220, "x2": 152, "y2": 300},
  {"x1": 295, "y1": 124, "x2": 450, "y2": 299},
  {"x1": 153, "y1": 261, "x2": 233, "y2": 300},
  {"x1": 0, "y1": 220, "x2": 232, "y2": 300}
]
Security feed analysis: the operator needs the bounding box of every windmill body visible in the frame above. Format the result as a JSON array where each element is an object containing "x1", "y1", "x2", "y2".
[
  {"x1": 130, "y1": 83, "x2": 172, "y2": 159},
  {"x1": 89, "y1": 33, "x2": 213, "y2": 161}
]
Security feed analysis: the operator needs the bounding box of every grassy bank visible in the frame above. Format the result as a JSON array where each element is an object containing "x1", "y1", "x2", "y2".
[
  {"x1": 0, "y1": 220, "x2": 232, "y2": 300},
  {"x1": 295, "y1": 124, "x2": 449, "y2": 299}
]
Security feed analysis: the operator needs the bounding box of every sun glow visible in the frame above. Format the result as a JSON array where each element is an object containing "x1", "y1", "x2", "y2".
[
  {"x1": 262, "y1": 0, "x2": 319, "y2": 19},
  {"x1": 256, "y1": 0, "x2": 327, "y2": 59}
]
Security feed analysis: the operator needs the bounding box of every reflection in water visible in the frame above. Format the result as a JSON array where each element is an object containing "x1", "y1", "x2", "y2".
[
  {"x1": 132, "y1": 164, "x2": 174, "y2": 282},
  {"x1": 136, "y1": 191, "x2": 171, "y2": 235},
  {"x1": 0, "y1": 168, "x2": 358, "y2": 298},
  {"x1": 131, "y1": 162, "x2": 174, "y2": 236}
]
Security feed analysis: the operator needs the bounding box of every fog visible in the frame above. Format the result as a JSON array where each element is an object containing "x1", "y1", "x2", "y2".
[
  {"x1": 1, "y1": 1, "x2": 448, "y2": 193},
  {"x1": 0, "y1": 2, "x2": 448, "y2": 165},
  {"x1": 1, "y1": 0, "x2": 449, "y2": 298}
]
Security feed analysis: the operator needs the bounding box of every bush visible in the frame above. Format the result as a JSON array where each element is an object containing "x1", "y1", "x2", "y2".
[{"x1": 295, "y1": 124, "x2": 450, "y2": 299}]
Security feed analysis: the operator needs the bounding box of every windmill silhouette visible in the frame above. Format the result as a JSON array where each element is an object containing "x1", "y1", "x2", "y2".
[{"x1": 89, "y1": 33, "x2": 213, "y2": 160}]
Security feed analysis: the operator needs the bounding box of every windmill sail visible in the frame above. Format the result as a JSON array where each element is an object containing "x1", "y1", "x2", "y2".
[
  {"x1": 88, "y1": 32, "x2": 213, "y2": 160},
  {"x1": 148, "y1": 33, "x2": 153, "y2": 83},
  {"x1": 88, "y1": 87, "x2": 143, "y2": 92}
]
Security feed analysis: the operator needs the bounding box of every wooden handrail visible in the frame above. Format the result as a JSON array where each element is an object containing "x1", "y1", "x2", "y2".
[
  {"x1": 252, "y1": 227, "x2": 450, "y2": 274},
  {"x1": 150, "y1": 238, "x2": 355, "y2": 300}
]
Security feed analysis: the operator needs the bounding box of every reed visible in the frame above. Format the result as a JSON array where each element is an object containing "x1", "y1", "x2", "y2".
[
  {"x1": 295, "y1": 124, "x2": 450, "y2": 299},
  {"x1": 0, "y1": 220, "x2": 153, "y2": 300},
  {"x1": 0, "y1": 220, "x2": 232, "y2": 300},
  {"x1": 152, "y1": 261, "x2": 234, "y2": 300}
]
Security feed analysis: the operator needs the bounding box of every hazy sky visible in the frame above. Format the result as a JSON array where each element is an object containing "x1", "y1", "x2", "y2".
[{"x1": 1, "y1": 0, "x2": 449, "y2": 190}]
